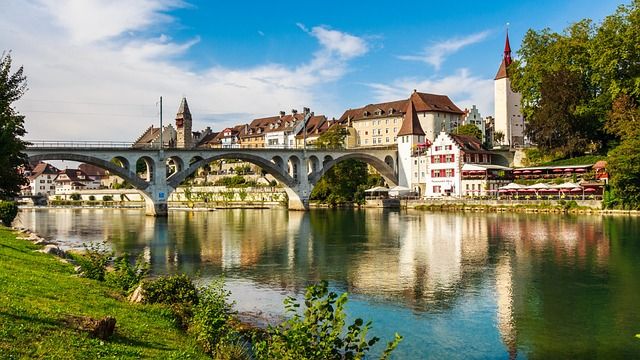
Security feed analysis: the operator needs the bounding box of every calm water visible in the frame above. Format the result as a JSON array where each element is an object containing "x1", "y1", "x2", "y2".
[{"x1": 16, "y1": 208, "x2": 640, "y2": 359}]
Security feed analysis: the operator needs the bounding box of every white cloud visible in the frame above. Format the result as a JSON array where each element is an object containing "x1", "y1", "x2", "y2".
[
  {"x1": 366, "y1": 69, "x2": 495, "y2": 116},
  {"x1": 398, "y1": 30, "x2": 490, "y2": 70},
  {"x1": 1, "y1": 1, "x2": 369, "y2": 140}
]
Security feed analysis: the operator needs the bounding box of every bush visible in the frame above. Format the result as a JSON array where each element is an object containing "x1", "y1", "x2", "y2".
[
  {"x1": 105, "y1": 253, "x2": 149, "y2": 293},
  {"x1": 141, "y1": 274, "x2": 199, "y2": 306},
  {"x1": 0, "y1": 200, "x2": 19, "y2": 226},
  {"x1": 73, "y1": 242, "x2": 112, "y2": 281},
  {"x1": 253, "y1": 281, "x2": 402, "y2": 360},
  {"x1": 102, "y1": 195, "x2": 113, "y2": 201},
  {"x1": 88, "y1": 195, "x2": 96, "y2": 201},
  {"x1": 70, "y1": 193, "x2": 81, "y2": 201},
  {"x1": 190, "y1": 279, "x2": 237, "y2": 355}
]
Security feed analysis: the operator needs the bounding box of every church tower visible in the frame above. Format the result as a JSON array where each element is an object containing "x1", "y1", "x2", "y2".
[
  {"x1": 176, "y1": 97, "x2": 193, "y2": 148},
  {"x1": 494, "y1": 31, "x2": 523, "y2": 148},
  {"x1": 397, "y1": 95, "x2": 425, "y2": 188}
]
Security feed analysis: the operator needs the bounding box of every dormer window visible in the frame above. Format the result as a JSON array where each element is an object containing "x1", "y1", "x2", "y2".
[
  {"x1": 375, "y1": 109, "x2": 383, "y2": 116},
  {"x1": 389, "y1": 108, "x2": 395, "y2": 114},
  {"x1": 363, "y1": 111, "x2": 370, "y2": 117}
]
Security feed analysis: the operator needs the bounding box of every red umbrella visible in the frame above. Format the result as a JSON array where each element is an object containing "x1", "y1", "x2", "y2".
[
  {"x1": 522, "y1": 170, "x2": 532, "y2": 174},
  {"x1": 575, "y1": 168, "x2": 587, "y2": 173},
  {"x1": 513, "y1": 170, "x2": 522, "y2": 174},
  {"x1": 570, "y1": 187, "x2": 583, "y2": 192},
  {"x1": 564, "y1": 168, "x2": 574, "y2": 172},
  {"x1": 533, "y1": 170, "x2": 543, "y2": 174},
  {"x1": 585, "y1": 188, "x2": 597, "y2": 192},
  {"x1": 553, "y1": 168, "x2": 563, "y2": 173}
]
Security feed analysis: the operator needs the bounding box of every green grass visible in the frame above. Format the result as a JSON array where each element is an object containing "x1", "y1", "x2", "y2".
[
  {"x1": 539, "y1": 155, "x2": 605, "y2": 167},
  {"x1": 0, "y1": 227, "x2": 208, "y2": 359}
]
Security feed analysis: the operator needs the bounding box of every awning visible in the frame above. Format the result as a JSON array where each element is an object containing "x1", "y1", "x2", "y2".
[{"x1": 365, "y1": 186, "x2": 389, "y2": 193}]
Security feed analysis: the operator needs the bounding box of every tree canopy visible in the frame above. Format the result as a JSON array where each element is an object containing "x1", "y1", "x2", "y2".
[
  {"x1": 510, "y1": 1, "x2": 640, "y2": 156},
  {"x1": 453, "y1": 124, "x2": 482, "y2": 141},
  {"x1": 0, "y1": 52, "x2": 28, "y2": 200},
  {"x1": 314, "y1": 125, "x2": 347, "y2": 149}
]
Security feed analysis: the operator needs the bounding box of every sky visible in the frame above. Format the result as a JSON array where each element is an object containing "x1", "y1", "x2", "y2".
[{"x1": 1, "y1": 0, "x2": 625, "y2": 141}]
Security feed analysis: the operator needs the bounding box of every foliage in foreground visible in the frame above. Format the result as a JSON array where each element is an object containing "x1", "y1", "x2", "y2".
[
  {"x1": 72, "y1": 241, "x2": 113, "y2": 281},
  {"x1": 0, "y1": 200, "x2": 18, "y2": 225},
  {"x1": 141, "y1": 273, "x2": 200, "y2": 306},
  {"x1": 0, "y1": 52, "x2": 29, "y2": 200},
  {"x1": 189, "y1": 279, "x2": 238, "y2": 356},
  {"x1": 253, "y1": 280, "x2": 402, "y2": 360}
]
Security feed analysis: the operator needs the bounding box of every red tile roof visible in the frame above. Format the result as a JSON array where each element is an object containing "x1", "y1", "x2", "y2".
[
  {"x1": 449, "y1": 133, "x2": 490, "y2": 154},
  {"x1": 338, "y1": 91, "x2": 463, "y2": 122},
  {"x1": 397, "y1": 98, "x2": 425, "y2": 136}
]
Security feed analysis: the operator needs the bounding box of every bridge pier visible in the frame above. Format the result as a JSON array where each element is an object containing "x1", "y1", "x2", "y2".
[{"x1": 285, "y1": 180, "x2": 312, "y2": 211}]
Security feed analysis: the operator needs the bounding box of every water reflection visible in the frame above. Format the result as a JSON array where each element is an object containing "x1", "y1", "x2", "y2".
[{"x1": 16, "y1": 209, "x2": 640, "y2": 359}]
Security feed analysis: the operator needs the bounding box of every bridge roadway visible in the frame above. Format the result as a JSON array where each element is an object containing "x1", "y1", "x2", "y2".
[{"x1": 25, "y1": 142, "x2": 398, "y2": 216}]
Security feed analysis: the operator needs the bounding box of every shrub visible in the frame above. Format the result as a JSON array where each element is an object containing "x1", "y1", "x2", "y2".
[
  {"x1": 105, "y1": 253, "x2": 149, "y2": 293},
  {"x1": 253, "y1": 281, "x2": 402, "y2": 360},
  {"x1": 190, "y1": 279, "x2": 237, "y2": 355},
  {"x1": 141, "y1": 274, "x2": 199, "y2": 306},
  {"x1": 102, "y1": 195, "x2": 113, "y2": 201},
  {"x1": 73, "y1": 242, "x2": 112, "y2": 281},
  {"x1": 70, "y1": 193, "x2": 81, "y2": 201},
  {"x1": 0, "y1": 200, "x2": 19, "y2": 226},
  {"x1": 88, "y1": 195, "x2": 96, "y2": 201}
]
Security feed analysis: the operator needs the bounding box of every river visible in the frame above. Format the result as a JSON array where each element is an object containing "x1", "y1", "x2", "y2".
[{"x1": 15, "y1": 208, "x2": 640, "y2": 359}]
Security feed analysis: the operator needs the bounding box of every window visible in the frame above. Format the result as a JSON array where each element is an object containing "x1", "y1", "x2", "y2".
[
  {"x1": 466, "y1": 184, "x2": 469, "y2": 190},
  {"x1": 386, "y1": 128, "x2": 389, "y2": 134},
  {"x1": 433, "y1": 186, "x2": 441, "y2": 193},
  {"x1": 432, "y1": 155, "x2": 440, "y2": 164},
  {"x1": 414, "y1": 172, "x2": 418, "y2": 178},
  {"x1": 386, "y1": 119, "x2": 389, "y2": 125},
  {"x1": 435, "y1": 146, "x2": 442, "y2": 151},
  {"x1": 386, "y1": 137, "x2": 389, "y2": 143},
  {"x1": 393, "y1": 127, "x2": 397, "y2": 133},
  {"x1": 414, "y1": 160, "x2": 418, "y2": 165},
  {"x1": 365, "y1": 139, "x2": 369, "y2": 144},
  {"x1": 40, "y1": 180, "x2": 44, "y2": 183},
  {"x1": 394, "y1": 119, "x2": 397, "y2": 124},
  {"x1": 445, "y1": 145, "x2": 452, "y2": 150}
]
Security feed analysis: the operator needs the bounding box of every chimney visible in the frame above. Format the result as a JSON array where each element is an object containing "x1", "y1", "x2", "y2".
[{"x1": 279, "y1": 111, "x2": 286, "y2": 118}]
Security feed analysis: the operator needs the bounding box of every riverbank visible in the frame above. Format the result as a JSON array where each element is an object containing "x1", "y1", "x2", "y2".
[{"x1": 0, "y1": 226, "x2": 208, "y2": 359}]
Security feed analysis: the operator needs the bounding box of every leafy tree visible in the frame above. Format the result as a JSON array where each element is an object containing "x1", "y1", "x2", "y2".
[
  {"x1": 605, "y1": 93, "x2": 640, "y2": 140},
  {"x1": 525, "y1": 69, "x2": 600, "y2": 157},
  {"x1": 453, "y1": 124, "x2": 482, "y2": 140},
  {"x1": 494, "y1": 131, "x2": 505, "y2": 145},
  {"x1": 315, "y1": 125, "x2": 347, "y2": 149},
  {"x1": 310, "y1": 160, "x2": 369, "y2": 205},
  {"x1": 607, "y1": 136, "x2": 640, "y2": 209},
  {"x1": 0, "y1": 52, "x2": 28, "y2": 199}
]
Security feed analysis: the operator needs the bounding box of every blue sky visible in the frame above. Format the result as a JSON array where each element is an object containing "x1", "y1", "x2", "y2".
[{"x1": 0, "y1": 0, "x2": 625, "y2": 140}]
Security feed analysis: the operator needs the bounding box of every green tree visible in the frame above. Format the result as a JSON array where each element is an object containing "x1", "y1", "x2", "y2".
[
  {"x1": 0, "y1": 52, "x2": 28, "y2": 199},
  {"x1": 607, "y1": 136, "x2": 640, "y2": 209},
  {"x1": 315, "y1": 125, "x2": 347, "y2": 149},
  {"x1": 453, "y1": 124, "x2": 482, "y2": 140},
  {"x1": 605, "y1": 93, "x2": 640, "y2": 140},
  {"x1": 525, "y1": 69, "x2": 600, "y2": 156},
  {"x1": 310, "y1": 160, "x2": 369, "y2": 205}
]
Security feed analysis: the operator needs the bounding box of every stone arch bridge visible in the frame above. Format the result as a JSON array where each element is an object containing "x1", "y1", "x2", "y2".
[{"x1": 25, "y1": 143, "x2": 398, "y2": 216}]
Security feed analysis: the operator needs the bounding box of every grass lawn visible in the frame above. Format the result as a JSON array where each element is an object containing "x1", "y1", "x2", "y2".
[{"x1": 0, "y1": 226, "x2": 208, "y2": 359}]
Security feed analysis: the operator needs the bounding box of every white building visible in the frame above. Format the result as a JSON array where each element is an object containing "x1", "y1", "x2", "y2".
[
  {"x1": 424, "y1": 132, "x2": 495, "y2": 197},
  {"x1": 55, "y1": 169, "x2": 101, "y2": 194},
  {"x1": 494, "y1": 32, "x2": 524, "y2": 148},
  {"x1": 25, "y1": 162, "x2": 59, "y2": 197}
]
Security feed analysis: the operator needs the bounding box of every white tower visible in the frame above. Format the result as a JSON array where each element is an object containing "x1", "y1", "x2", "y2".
[
  {"x1": 494, "y1": 31, "x2": 524, "y2": 148},
  {"x1": 397, "y1": 97, "x2": 425, "y2": 187}
]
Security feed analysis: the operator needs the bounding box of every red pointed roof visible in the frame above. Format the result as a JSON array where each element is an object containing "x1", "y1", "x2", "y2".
[
  {"x1": 397, "y1": 96, "x2": 425, "y2": 136},
  {"x1": 495, "y1": 31, "x2": 513, "y2": 80}
]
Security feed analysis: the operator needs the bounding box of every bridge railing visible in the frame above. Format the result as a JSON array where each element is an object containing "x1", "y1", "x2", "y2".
[{"x1": 26, "y1": 140, "x2": 135, "y2": 148}]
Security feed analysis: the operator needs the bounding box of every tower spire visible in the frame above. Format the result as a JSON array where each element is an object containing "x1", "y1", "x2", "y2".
[{"x1": 503, "y1": 28, "x2": 512, "y2": 66}]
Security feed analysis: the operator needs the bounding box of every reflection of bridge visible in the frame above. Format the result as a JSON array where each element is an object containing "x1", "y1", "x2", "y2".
[{"x1": 25, "y1": 142, "x2": 398, "y2": 216}]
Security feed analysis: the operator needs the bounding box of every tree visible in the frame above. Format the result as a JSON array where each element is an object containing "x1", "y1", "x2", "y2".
[
  {"x1": 607, "y1": 136, "x2": 640, "y2": 209},
  {"x1": 310, "y1": 159, "x2": 369, "y2": 205},
  {"x1": 494, "y1": 131, "x2": 505, "y2": 145},
  {"x1": 0, "y1": 52, "x2": 28, "y2": 199},
  {"x1": 525, "y1": 69, "x2": 600, "y2": 157},
  {"x1": 315, "y1": 125, "x2": 347, "y2": 149},
  {"x1": 453, "y1": 124, "x2": 482, "y2": 140},
  {"x1": 605, "y1": 93, "x2": 640, "y2": 140}
]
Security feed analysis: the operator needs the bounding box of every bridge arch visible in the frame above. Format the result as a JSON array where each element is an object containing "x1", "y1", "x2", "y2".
[
  {"x1": 167, "y1": 152, "x2": 296, "y2": 189},
  {"x1": 309, "y1": 153, "x2": 398, "y2": 186},
  {"x1": 28, "y1": 153, "x2": 148, "y2": 190}
]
